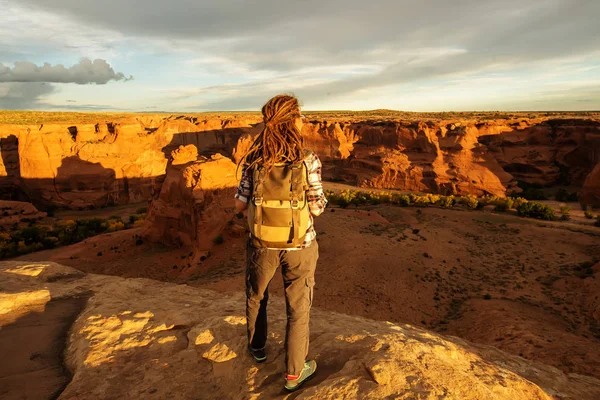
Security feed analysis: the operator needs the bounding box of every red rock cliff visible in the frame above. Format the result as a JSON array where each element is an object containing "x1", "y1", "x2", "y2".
[{"x1": 2, "y1": 115, "x2": 599, "y2": 208}]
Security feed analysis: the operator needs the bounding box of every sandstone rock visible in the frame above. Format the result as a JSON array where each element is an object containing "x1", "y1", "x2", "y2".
[
  {"x1": 1, "y1": 260, "x2": 599, "y2": 400},
  {"x1": 582, "y1": 163, "x2": 600, "y2": 207},
  {"x1": 141, "y1": 152, "x2": 238, "y2": 259},
  {"x1": 0, "y1": 200, "x2": 46, "y2": 228},
  {"x1": 2, "y1": 116, "x2": 599, "y2": 209},
  {"x1": 170, "y1": 144, "x2": 198, "y2": 165}
]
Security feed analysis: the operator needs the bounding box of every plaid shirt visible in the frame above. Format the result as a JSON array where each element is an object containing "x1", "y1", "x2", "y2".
[{"x1": 235, "y1": 151, "x2": 327, "y2": 248}]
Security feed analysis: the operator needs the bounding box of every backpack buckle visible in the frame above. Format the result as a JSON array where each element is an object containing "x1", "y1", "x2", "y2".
[
  {"x1": 253, "y1": 197, "x2": 263, "y2": 206},
  {"x1": 290, "y1": 199, "x2": 299, "y2": 209}
]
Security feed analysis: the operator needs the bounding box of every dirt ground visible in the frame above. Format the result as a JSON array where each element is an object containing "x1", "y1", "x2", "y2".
[{"x1": 15, "y1": 201, "x2": 600, "y2": 379}]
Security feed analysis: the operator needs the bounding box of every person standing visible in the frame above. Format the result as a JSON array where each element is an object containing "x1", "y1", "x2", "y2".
[{"x1": 234, "y1": 94, "x2": 327, "y2": 392}]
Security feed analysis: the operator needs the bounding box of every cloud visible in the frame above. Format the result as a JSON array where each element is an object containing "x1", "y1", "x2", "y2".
[
  {"x1": 0, "y1": 82, "x2": 55, "y2": 109},
  {"x1": 3, "y1": 0, "x2": 600, "y2": 110},
  {"x1": 0, "y1": 58, "x2": 133, "y2": 84}
]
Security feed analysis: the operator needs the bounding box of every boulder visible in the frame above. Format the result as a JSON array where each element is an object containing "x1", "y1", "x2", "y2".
[
  {"x1": 141, "y1": 151, "x2": 238, "y2": 259},
  {"x1": 0, "y1": 260, "x2": 599, "y2": 400}
]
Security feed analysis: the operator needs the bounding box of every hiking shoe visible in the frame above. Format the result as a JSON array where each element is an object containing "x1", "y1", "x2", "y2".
[
  {"x1": 284, "y1": 360, "x2": 317, "y2": 392},
  {"x1": 247, "y1": 345, "x2": 267, "y2": 363}
]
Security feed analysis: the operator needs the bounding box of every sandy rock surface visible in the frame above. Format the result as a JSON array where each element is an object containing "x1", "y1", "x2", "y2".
[{"x1": 1, "y1": 261, "x2": 599, "y2": 400}]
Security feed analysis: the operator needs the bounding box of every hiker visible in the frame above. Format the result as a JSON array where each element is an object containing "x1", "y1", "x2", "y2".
[{"x1": 234, "y1": 94, "x2": 327, "y2": 392}]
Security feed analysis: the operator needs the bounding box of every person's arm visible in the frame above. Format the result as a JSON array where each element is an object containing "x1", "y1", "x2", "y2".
[
  {"x1": 305, "y1": 153, "x2": 328, "y2": 216},
  {"x1": 235, "y1": 198, "x2": 248, "y2": 212},
  {"x1": 234, "y1": 165, "x2": 252, "y2": 212}
]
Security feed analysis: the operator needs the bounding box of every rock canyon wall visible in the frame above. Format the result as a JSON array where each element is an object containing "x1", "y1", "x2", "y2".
[{"x1": 1, "y1": 115, "x2": 599, "y2": 209}]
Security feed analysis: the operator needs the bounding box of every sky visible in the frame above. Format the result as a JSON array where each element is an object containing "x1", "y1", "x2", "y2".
[{"x1": 0, "y1": 0, "x2": 599, "y2": 112}]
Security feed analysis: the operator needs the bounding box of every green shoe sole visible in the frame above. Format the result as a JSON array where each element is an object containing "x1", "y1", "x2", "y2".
[{"x1": 284, "y1": 361, "x2": 317, "y2": 392}]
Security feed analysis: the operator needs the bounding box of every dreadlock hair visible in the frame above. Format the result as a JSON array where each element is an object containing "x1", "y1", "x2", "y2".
[{"x1": 239, "y1": 94, "x2": 304, "y2": 172}]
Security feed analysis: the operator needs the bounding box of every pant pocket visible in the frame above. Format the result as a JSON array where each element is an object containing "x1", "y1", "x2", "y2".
[{"x1": 306, "y1": 277, "x2": 315, "y2": 307}]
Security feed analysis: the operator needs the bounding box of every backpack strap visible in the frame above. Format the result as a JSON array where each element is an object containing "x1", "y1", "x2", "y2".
[
  {"x1": 290, "y1": 161, "x2": 306, "y2": 247},
  {"x1": 253, "y1": 166, "x2": 265, "y2": 240}
]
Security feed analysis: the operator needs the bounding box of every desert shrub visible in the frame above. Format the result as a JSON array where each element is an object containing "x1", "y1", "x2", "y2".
[
  {"x1": 83, "y1": 218, "x2": 105, "y2": 232},
  {"x1": 512, "y1": 197, "x2": 528, "y2": 209},
  {"x1": 105, "y1": 219, "x2": 125, "y2": 232},
  {"x1": 435, "y1": 195, "x2": 455, "y2": 209},
  {"x1": 394, "y1": 194, "x2": 411, "y2": 206},
  {"x1": 504, "y1": 197, "x2": 514, "y2": 210},
  {"x1": 494, "y1": 197, "x2": 514, "y2": 212},
  {"x1": 135, "y1": 206, "x2": 148, "y2": 214},
  {"x1": 516, "y1": 201, "x2": 556, "y2": 220},
  {"x1": 459, "y1": 195, "x2": 479, "y2": 209},
  {"x1": 409, "y1": 193, "x2": 430, "y2": 207},
  {"x1": 129, "y1": 213, "x2": 146, "y2": 224},
  {"x1": 0, "y1": 213, "x2": 144, "y2": 260},
  {"x1": 584, "y1": 210, "x2": 594, "y2": 219},
  {"x1": 559, "y1": 205, "x2": 572, "y2": 215},
  {"x1": 42, "y1": 236, "x2": 59, "y2": 249},
  {"x1": 16, "y1": 226, "x2": 46, "y2": 244},
  {"x1": 558, "y1": 205, "x2": 571, "y2": 221},
  {"x1": 108, "y1": 215, "x2": 122, "y2": 221},
  {"x1": 132, "y1": 219, "x2": 146, "y2": 228}
]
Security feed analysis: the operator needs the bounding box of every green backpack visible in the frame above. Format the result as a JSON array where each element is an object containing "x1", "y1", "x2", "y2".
[{"x1": 247, "y1": 156, "x2": 311, "y2": 248}]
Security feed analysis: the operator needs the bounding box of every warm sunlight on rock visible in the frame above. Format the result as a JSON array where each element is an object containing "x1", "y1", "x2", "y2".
[
  {"x1": 79, "y1": 310, "x2": 174, "y2": 367},
  {"x1": 336, "y1": 334, "x2": 368, "y2": 343},
  {"x1": 194, "y1": 329, "x2": 215, "y2": 345},
  {"x1": 202, "y1": 343, "x2": 237, "y2": 362},
  {"x1": 0, "y1": 289, "x2": 50, "y2": 324},
  {"x1": 4, "y1": 263, "x2": 48, "y2": 277},
  {"x1": 224, "y1": 316, "x2": 246, "y2": 326},
  {"x1": 157, "y1": 336, "x2": 177, "y2": 344}
]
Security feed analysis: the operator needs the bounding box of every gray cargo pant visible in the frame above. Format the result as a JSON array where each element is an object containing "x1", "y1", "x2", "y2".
[{"x1": 245, "y1": 239, "x2": 318, "y2": 376}]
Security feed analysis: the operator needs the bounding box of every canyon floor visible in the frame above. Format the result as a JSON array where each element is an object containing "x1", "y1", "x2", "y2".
[{"x1": 14, "y1": 189, "x2": 600, "y2": 382}]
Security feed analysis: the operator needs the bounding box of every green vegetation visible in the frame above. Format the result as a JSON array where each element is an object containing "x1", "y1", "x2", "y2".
[
  {"x1": 128, "y1": 212, "x2": 147, "y2": 227},
  {"x1": 558, "y1": 204, "x2": 572, "y2": 221},
  {"x1": 0, "y1": 213, "x2": 147, "y2": 260},
  {"x1": 584, "y1": 210, "x2": 594, "y2": 219},
  {"x1": 323, "y1": 189, "x2": 584, "y2": 224},
  {"x1": 459, "y1": 194, "x2": 479, "y2": 210},
  {"x1": 516, "y1": 202, "x2": 556, "y2": 220},
  {"x1": 494, "y1": 197, "x2": 514, "y2": 212}
]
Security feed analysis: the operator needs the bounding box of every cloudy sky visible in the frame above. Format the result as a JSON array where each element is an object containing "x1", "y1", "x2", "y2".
[{"x1": 0, "y1": 0, "x2": 599, "y2": 111}]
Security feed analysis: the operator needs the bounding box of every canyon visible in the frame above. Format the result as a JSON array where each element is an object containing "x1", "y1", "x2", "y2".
[{"x1": 1, "y1": 114, "x2": 599, "y2": 209}]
